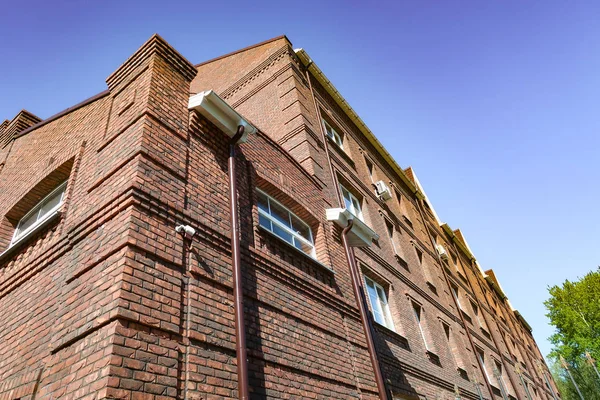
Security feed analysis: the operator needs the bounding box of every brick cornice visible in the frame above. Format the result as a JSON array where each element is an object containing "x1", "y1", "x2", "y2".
[
  {"x1": 1, "y1": 110, "x2": 41, "y2": 146},
  {"x1": 106, "y1": 34, "x2": 197, "y2": 90}
]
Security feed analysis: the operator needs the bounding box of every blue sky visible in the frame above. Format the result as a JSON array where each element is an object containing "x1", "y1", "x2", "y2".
[{"x1": 2, "y1": 1, "x2": 598, "y2": 358}]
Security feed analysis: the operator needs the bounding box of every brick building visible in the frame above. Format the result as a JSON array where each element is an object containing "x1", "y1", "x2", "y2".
[{"x1": 0, "y1": 34, "x2": 559, "y2": 400}]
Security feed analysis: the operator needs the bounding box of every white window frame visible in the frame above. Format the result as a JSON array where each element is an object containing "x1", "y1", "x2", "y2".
[
  {"x1": 10, "y1": 181, "x2": 68, "y2": 247},
  {"x1": 476, "y1": 348, "x2": 492, "y2": 384},
  {"x1": 451, "y1": 284, "x2": 464, "y2": 311},
  {"x1": 323, "y1": 119, "x2": 343, "y2": 149},
  {"x1": 364, "y1": 276, "x2": 395, "y2": 331},
  {"x1": 412, "y1": 302, "x2": 430, "y2": 350},
  {"x1": 340, "y1": 184, "x2": 363, "y2": 221},
  {"x1": 256, "y1": 189, "x2": 316, "y2": 259},
  {"x1": 470, "y1": 300, "x2": 484, "y2": 328}
]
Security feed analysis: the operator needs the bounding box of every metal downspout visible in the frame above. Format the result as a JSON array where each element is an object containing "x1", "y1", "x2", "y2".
[
  {"x1": 414, "y1": 199, "x2": 496, "y2": 400},
  {"x1": 342, "y1": 220, "x2": 390, "y2": 400},
  {"x1": 303, "y1": 64, "x2": 389, "y2": 399},
  {"x1": 452, "y1": 242, "x2": 523, "y2": 400},
  {"x1": 229, "y1": 126, "x2": 250, "y2": 400}
]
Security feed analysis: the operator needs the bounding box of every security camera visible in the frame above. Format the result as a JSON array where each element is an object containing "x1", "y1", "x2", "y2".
[{"x1": 175, "y1": 224, "x2": 196, "y2": 239}]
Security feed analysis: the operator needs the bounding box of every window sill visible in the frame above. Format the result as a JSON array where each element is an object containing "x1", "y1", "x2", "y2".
[
  {"x1": 461, "y1": 310, "x2": 472, "y2": 324},
  {"x1": 457, "y1": 367, "x2": 469, "y2": 381},
  {"x1": 426, "y1": 350, "x2": 442, "y2": 367},
  {"x1": 426, "y1": 281, "x2": 438, "y2": 295},
  {"x1": 257, "y1": 225, "x2": 335, "y2": 274},
  {"x1": 401, "y1": 215, "x2": 413, "y2": 230},
  {"x1": 394, "y1": 254, "x2": 409, "y2": 270},
  {"x1": 0, "y1": 211, "x2": 62, "y2": 263},
  {"x1": 373, "y1": 322, "x2": 410, "y2": 350},
  {"x1": 480, "y1": 327, "x2": 491, "y2": 339}
]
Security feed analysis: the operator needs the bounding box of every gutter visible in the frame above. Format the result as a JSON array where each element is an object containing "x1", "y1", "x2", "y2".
[
  {"x1": 514, "y1": 310, "x2": 533, "y2": 332},
  {"x1": 294, "y1": 48, "x2": 422, "y2": 200}
]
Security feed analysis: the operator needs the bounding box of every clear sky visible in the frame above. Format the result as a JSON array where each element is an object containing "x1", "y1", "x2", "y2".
[{"x1": 2, "y1": 1, "x2": 598, "y2": 358}]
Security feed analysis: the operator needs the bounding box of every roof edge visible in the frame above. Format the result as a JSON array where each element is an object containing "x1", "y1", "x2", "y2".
[
  {"x1": 14, "y1": 90, "x2": 110, "y2": 140},
  {"x1": 294, "y1": 48, "x2": 421, "y2": 200},
  {"x1": 195, "y1": 35, "x2": 291, "y2": 68}
]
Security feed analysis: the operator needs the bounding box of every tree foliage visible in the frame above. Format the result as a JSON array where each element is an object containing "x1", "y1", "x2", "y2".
[
  {"x1": 550, "y1": 358, "x2": 600, "y2": 400},
  {"x1": 545, "y1": 267, "x2": 600, "y2": 399}
]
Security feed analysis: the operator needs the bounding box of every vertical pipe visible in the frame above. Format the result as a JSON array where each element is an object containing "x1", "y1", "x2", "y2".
[
  {"x1": 538, "y1": 362, "x2": 559, "y2": 400},
  {"x1": 493, "y1": 365, "x2": 509, "y2": 400},
  {"x1": 414, "y1": 199, "x2": 496, "y2": 399},
  {"x1": 472, "y1": 377, "x2": 485, "y2": 400},
  {"x1": 229, "y1": 126, "x2": 249, "y2": 400},
  {"x1": 516, "y1": 366, "x2": 532, "y2": 400},
  {"x1": 341, "y1": 220, "x2": 390, "y2": 400},
  {"x1": 561, "y1": 356, "x2": 585, "y2": 400},
  {"x1": 585, "y1": 352, "x2": 600, "y2": 384},
  {"x1": 455, "y1": 245, "x2": 523, "y2": 400},
  {"x1": 304, "y1": 62, "x2": 389, "y2": 398}
]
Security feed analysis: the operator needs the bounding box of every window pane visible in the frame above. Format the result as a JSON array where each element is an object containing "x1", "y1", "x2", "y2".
[
  {"x1": 376, "y1": 286, "x2": 387, "y2": 305},
  {"x1": 257, "y1": 191, "x2": 269, "y2": 213},
  {"x1": 291, "y1": 215, "x2": 311, "y2": 242},
  {"x1": 268, "y1": 201, "x2": 290, "y2": 229},
  {"x1": 258, "y1": 213, "x2": 272, "y2": 230},
  {"x1": 334, "y1": 133, "x2": 343, "y2": 147},
  {"x1": 17, "y1": 210, "x2": 40, "y2": 234},
  {"x1": 40, "y1": 188, "x2": 64, "y2": 216},
  {"x1": 272, "y1": 224, "x2": 293, "y2": 245},
  {"x1": 293, "y1": 237, "x2": 313, "y2": 255},
  {"x1": 324, "y1": 122, "x2": 333, "y2": 138},
  {"x1": 365, "y1": 279, "x2": 385, "y2": 325},
  {"x1": 257, "y1": 190, "x2": 315, "y2": 259}
]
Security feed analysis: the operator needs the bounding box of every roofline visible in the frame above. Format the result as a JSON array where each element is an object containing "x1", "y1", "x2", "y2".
[
  {"x1": 195, "y1": 35, "x2": 291, "y2": 68},
  {"x1": 14, "y1": 90, "x2": 110, "y2": 140},
  {"x1": 294, "y1": 48, "x2": 423, "y2": 200},
  {"x1": 442, "y1": 223, "x2": 476, "y2": 261},
  {"x1": 484, "y1": 269, "x2": 508, "y2": 300},
  {"x1": 514, "y1": 310, "x2": 533, "y2": 332}
]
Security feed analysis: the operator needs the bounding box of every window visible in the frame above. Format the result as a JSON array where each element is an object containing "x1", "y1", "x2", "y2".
[
  {"x1": 442, "y1": 322, "x2": 455, "y2": 361},
  {"x1": 415, "y1": 247, "x2": 423, "y2": 264},
  {"x1": 11, "y1": 181, "x2": 67, "y2": 247},
  {"x1": 340, "y1": 185, "x2": 363, "y2": 221},
  {"x1": 365, "y1": 158, "x2": 374, "y2": 182},
  {"x1": 470, "y1": 300, "x2": 483, "y2": 327},
  {"x1": 385, "y1": 220, "x2": 398, "y2": 255},
  {"x1": 450, "y1": 284, "x2": 463, "y2": 310},
  {"x1": 323, "y1": 119, "x2": 343, "y2": 149},
  {"x1": 476, "y1": 348, "x2": 492, "y2": 384},
  {"x1": 494, "y1": 359, "x2": 508, "y2": 390},
  {"x1": 412, "y1": 302, "x2": 430, "y2": 350},
  {"x1": 364, "y1": 276, "x2": 395, "y2": 330},
  {"x1": 257, "y1": 190, "x2": 315, "y2": 258}
]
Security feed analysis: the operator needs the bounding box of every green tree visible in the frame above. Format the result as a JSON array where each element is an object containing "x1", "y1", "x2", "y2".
[
  {"x1": 545, "y1": 267, "x2": 600, "y2": 399},
  {"x1": 550, "y1": 358, "x2": 600, "y2": 400}
]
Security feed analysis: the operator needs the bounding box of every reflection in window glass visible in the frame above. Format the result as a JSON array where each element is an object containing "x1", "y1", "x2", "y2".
[{"x1": 257, "y1": 190, "x2": 315, "y2": 258}]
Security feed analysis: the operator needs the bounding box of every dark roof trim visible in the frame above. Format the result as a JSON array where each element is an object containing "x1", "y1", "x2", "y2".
[
  {"x1": 195, "y1": 35, "x2": 290, "y2": 67},
  {"x1": 14, "y1": 90, "x2": 110, "y2": 140}
]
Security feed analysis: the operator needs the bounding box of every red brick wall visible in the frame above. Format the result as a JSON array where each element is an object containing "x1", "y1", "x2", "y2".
[{"x1": 0, "y1": 34, "x2": 557, "y2": 400}]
